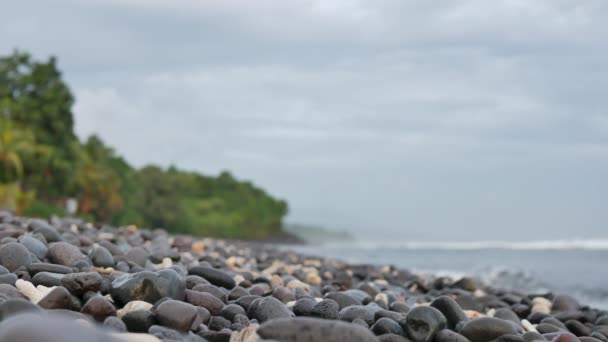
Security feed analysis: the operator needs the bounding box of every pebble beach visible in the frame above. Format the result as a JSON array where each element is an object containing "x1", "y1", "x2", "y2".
[{"x1": 0, "y1": 213, "x2": 606, "y2": 342}]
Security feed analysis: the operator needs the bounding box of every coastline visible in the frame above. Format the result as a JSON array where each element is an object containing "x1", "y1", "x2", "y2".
[{"x1": 0, "y1": 214, "x2": 606, "y2": 341}]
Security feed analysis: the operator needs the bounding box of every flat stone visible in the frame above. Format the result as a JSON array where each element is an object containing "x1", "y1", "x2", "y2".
[{"x1": 257, "y1": 317, "x2": 378, "y2": 342}]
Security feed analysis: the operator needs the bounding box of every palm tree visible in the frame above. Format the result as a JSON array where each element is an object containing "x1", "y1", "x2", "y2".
[{"x1": 0, "y1": 118, "x2": 37, "y2": 212}]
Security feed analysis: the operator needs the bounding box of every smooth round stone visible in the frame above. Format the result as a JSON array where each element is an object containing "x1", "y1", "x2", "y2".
[
  {"x1": 48, "y1": 242, "x2": 84, "y2": 267},
  {"x1": 32, "y1": 272, "x2": 65, "y2": 287},
  {"x1": 62, "y1": 272, "x2": 103, "y2": 295},
  {"x1": 542, "y1": 317, "x2": 567, "y2": 330},
  {"x1": 378, "y1": 334, "x2": 412, "y2": 342},
  {"x1": 0, "y1": 242, "x2": 32, "y2": 271},
  {"x1": 565, "y1": 319, "x2": 591, "y2": 337},
  {"x1": 19, "y1": 235, "x2": 48, "y2": 260},
  {"x1": 453, "y1": 277, "x2": 477, "y2": 292},
  {"x1": 90, "y1": 245, "x2": 114, "y2": 268},
  {"x1": 248, "y1": 296, "x2": 295, "y2": 323},
  {"x1": 228, "y1": 285, "x2": 249, "y2": 301},
  {"x1": 435, "y1": 329, "x2": 472, "y2": 342},
  {"x1": 110, "y1": 269, "x2": 185, "y2": 305},
  {"x1": 192, "y1": 283, "x2": 228, "y2": 302},
  {"x1": 344, "y1": 289, "x2": 372, "y2": 304},
  {"x1": 0, "y1": 298, "x2": 42, "y2": 321},
  {"x1": 338, "y1": 305, "x2": 377, "y2": 326},
  {"x1": 0, "y1": 273, "x2": 16, "y2": 285},
  {"x1": 234, "y1": 295, "x2": 261, "y2": 312},
  {"x1": 125, "y1": 247, "x2": 148, "y2": 267},
  {"x1": 30, "y1": 220, "x2": 62, "y2": 242},
  {"x1": 460, "y1": 317, "x2": 519, "y2": 342},
  {"x1": 552, "y1": 295, "x2": 580, "y2": 313},
  {"x1": 390, "y1": 302, "x2": 412, "y2": 314},
  {"x1": 257, "y1": 317, "x2": 379, "y2": 342},
  {"x1": 311, "y1": 299, "x2": 340, "y2": 320},
  {"x1": 155, "y1": 300, "x2": 201, "y2": 332},
  {"x1": 208, "y1": 316, "x2": 231, "y2": 331},
  {"x1": 494, "y1": 308, "x2": 521, "y2": 325},
  {"x1": 403, "y1": 306, "x2": 447, "y2": 342},
  {"x1": 27, "y1": 263, "x2": 73, "y2": 275},
  {"x1": 188, "y1": 266, "x2": 235, "y2": 289},
  {"x1": 431, "y1": 295, "x2": 470, "y2": 330},
  {"x1": 537, "y1": 323, "x2": 564, "y2": 334},
  {"x1": 104, "y1": 316, "x2": 127, "y2": 332},
  {"x1": 186, "y1": 275, "x2": 209, "y2": 289},
  {"x1": 121, "y1": 309, "x2": 157, "y2": 333},
  {"x1": 184, "y1": 289, "x2": 225, "y2": 315},
  {"x1": 372, "y1": 317, "x2": 404, "y2": 336},
  {"x1": 81, "y1": 295, "x2": 116, "y2": 321},
  {"x1": 220, "y1": 303, "x2": 247, "y2": 322},
  {"x1": 375, "y1": 309, "x2": 406, "y2": 323},
  {"x1": 325, "y1": 291, "x2": 361, "y2": 309},
  {"x1": 37, "y1": 286, "x2": 73, "y2": 310},
  {"x1": 0, "y1": 312, "x2": 112, "y2": 342},
  {"x1": 293, "y1": 297, "x2": 317, "y2": 316}
]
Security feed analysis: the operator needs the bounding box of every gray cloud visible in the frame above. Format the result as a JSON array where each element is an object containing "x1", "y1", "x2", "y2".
[{"x1": 2, "y1": 0, "x2": 607, "y2": 240}]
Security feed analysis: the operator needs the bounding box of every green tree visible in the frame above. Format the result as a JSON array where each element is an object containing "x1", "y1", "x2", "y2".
[{"x1": 0, "y1": 50, "x2": 78, "y2": 198}]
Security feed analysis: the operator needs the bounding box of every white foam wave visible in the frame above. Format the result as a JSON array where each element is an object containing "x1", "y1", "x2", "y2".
[{"x1": 324, "y1": 239, "x2": 608, "y2": 251}]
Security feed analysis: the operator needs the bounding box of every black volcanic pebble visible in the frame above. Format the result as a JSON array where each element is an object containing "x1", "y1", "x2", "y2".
[
  {"x1": 460, "y1": 317, "x2": 519, "y2": 342},
  {"x1": 372, "y1": 317, "x2": 404, "y2": 336},
  {"x1": 311, "y1": 299, "x2": 340, "y2": 320},
  {"x1": 122, "y1": 309, "x2": 157, "y2": 333},
  {"x1": 293, "y1": 297, "x2": 317, "y2": 316},
  {"x1": 565, "y1": 319, "x2": 591, "y2": 336},
  {"x1": 189, "y1": 266, "x2": 236, "y2": 289},
  {"x1": 61, "y1": 272, "x2": 103, "y2": 295},
  {"x1": 403, "y1": 306, "x2": 447, "y2": 342},
  {"x1": 0, "y1": 242, "x2": 32, "y2": 271},
  {"x1": 248, "y1": 296, "x2": 294, "y2": 323},
  {"x1": 257, "y1": 317, "x2": 378, "y2": 342},
  {"x1": 90, "y1": 245, "x2": 114, "y2": 268},
  {"x1": 431, "y1": 295, "x2": 469, "y2": 330}
]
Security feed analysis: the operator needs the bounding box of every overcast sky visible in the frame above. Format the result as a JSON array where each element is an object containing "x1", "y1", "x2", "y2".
[{"x1": 2, "y1": 0, "x2": 607, "y2": 241}]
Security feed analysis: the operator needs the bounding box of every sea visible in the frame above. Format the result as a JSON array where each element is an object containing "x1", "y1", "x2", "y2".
[{"x1": 284, "y1": 239, "x2": 608, "y2": 310}]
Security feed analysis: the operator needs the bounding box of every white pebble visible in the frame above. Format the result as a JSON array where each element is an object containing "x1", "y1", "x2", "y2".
[{"x1": 117, "y1": 301, "x2": 153, "y2": 317}]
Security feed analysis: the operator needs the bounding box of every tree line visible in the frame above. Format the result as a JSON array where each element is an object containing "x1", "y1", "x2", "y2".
[{"x1": 0, "y1": 50, "x2": 288, "y2": 239}]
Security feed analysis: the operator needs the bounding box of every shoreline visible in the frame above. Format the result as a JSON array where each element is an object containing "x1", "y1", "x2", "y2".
[{"x1": 0, "y1": 214, "x2": 606, "y2": 341}]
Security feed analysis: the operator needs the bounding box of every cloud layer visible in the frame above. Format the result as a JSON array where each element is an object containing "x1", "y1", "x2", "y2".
[{"x1": 2, "y1": 0, "x2": 607, "y2": 240}]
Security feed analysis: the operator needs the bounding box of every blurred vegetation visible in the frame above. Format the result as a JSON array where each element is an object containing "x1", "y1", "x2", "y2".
[{"x1": 0, "y1": 50, "x2": 288, "y2": 239}]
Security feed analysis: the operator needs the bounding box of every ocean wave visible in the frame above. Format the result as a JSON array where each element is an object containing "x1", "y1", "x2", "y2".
[{"x1": 325, "y1": 239, "x2": 608, "y2": 251}]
